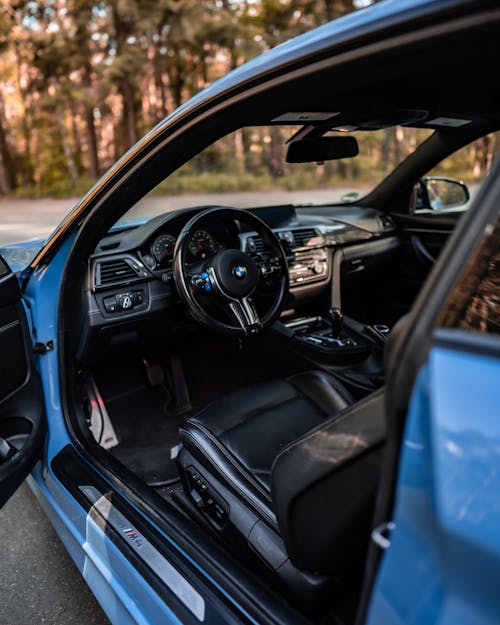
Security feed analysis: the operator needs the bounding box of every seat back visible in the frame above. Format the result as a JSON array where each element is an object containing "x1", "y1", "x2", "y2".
[{"x1": 270, "y1": 388, "x2": 386, "y2": 575}]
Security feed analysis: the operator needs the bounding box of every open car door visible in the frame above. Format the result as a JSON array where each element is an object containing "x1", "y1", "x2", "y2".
[
  {"x1": 0, "y1": 255, "x2": 45, "y2": 507},
  {"x1": 365, "y1": 167, "x2": 500, "y2": 624}
]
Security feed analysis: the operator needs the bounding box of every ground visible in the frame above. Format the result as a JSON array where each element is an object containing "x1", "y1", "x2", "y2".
[
  {"x1": 0, "y1": 188, "x2": 361, "y2": 245},
  {"x1": 0, "y1": 482, "x2": 110, "y2": 625}
]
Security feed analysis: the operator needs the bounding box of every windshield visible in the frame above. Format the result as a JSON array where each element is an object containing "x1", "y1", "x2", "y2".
[{"x1": 120, "y1": 125, "x2": 434, "y2": 224}]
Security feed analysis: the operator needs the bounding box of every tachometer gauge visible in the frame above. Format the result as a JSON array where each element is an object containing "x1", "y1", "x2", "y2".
[
  {"x1": 151, "y1": 234, "x2": 176, "y2": 263},
  {"x1": 188, "y1": 230, "x2": 216, "y2": 259}
]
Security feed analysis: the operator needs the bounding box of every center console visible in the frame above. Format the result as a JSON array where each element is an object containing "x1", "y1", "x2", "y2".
[
  {"x1": 275, "y1": 309, "x2": 390, "y2": 395},
  {"x1": 282, "y1": 310, "x2": 371, "y2": 360}
]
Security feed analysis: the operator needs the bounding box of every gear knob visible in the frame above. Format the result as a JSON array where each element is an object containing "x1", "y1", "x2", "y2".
[{"x1": 327, "y1": 307, "x2": 343, "y2": 338}]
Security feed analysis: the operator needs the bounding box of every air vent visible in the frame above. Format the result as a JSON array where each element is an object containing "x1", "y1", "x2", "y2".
[
  {"x1": 292, "y1": 228, "x2": 317, "y2": 248},
  {"x1": 246, "y1": 236, "x2": 264, "y2": 254},
  {"x1": 95, "y1": 257, "x2": 144, "y2": 288}
]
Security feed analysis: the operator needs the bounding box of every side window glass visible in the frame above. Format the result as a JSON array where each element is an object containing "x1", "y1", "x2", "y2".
[
  {"x1": 438, "y1": 214, "x2": 500, "y2": 334},
  {"x1": 417, "y1": 132, "x2": 500, "y2": 213}
]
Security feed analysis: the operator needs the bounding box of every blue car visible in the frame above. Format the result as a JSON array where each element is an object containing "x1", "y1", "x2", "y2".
[{"x1": 1, "y1": 0, "x2": 499, "y2": 623}]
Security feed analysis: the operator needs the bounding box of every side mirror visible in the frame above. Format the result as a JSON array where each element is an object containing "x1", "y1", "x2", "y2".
[
  {"x1": 286, "y1": 136, "x2": 359, "y2": 163},
  {"x1": 417, "y1": 176, "x2": 470, "y2": 211}
]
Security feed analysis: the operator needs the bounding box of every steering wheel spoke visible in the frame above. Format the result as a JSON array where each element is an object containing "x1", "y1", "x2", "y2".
[
  {"x1": 228, "y1": 297, "x2": 262, "y2": 335},
  {"x1": 255, "y1": 253, "x2": 283, "y2": 283}
]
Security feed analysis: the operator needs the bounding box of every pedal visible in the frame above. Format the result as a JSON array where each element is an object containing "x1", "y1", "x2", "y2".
[
  {"x1": 82, "y1": 374, "x2": 119, "y2": 450},
  {"x1": 142, "y1": 358, "x2": 165, "y2": 387},
  {"x1": 169, "y1": 353, "x2": 192, "y2": 415}
]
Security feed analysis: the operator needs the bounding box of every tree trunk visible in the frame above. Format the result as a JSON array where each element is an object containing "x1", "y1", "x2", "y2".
[
  {"x1": 169, "y1": 42, "x2": 185, "y2": 108},
  {"x1": 83, "y1": 105, "x2": 99, "y2": 178},
  {"x1": 241, "y1": 127, "x2": 255, "y2": 173},
  {"x1": 55, "y1": 103, "x2": 79, "y2": 183},
  {"x1": 82, "y1": 62, "x2": 100, "y2": 177},
  {"x1": 13, "y1": 40, "x2": 34, "y2": 186},
  {"x1": 0, "y1": 94, "x2": 16, "y2": 192},
  {"x1": 155, "y1": 28, "x2": 168, "y2": 119},
  {"x1": 110, "y1": 1, "x2": 140, "y2": 153},
  {"x1": 380, "y1": 128, "x2": 392, "y2": 171},
  {"x1": 120, "y1": 77, "x2": 139, "y2": 149},
  {"x1": 0, "y1": 153, "x2": 11, "y2": 194},
  {"x1": 68, "y1": 100, "x2": 84, "y2": 175},
  {"x1": 324, "y1": 0, "x2": 335, "y2": 20},
  {"x1": 233, "y1": 129, "x2": 245, "y2": 175}
]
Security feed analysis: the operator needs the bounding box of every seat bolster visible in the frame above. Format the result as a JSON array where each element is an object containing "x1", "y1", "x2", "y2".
[
  {"x1": 288, "y1": 370, "x2": 353, "y2": 414},
  {"x1": 179, "y1": 421, "x2": 277, "y2": 527},
  {"x1": 270, "y1": 387, "x2": 386, "y2": 573}
]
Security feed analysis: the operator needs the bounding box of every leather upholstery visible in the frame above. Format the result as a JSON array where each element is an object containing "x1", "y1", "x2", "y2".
[
  {"x1": 179, "y1": 371, "x2": 384, "y2": 578},
  {"x1": 271, "y1": 387, "x2": 386, "y2": 573},
  {"x1": 179, "y1": 371, "x2": 352, "y2": 525}
]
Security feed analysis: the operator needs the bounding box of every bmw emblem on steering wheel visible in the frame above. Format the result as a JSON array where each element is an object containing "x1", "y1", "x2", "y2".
[{"x1": 232, "y1": 265, "x2": 247, "y2": 279}]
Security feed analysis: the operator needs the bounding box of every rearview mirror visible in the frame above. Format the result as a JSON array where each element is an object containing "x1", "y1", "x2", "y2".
[
  {"x1": 418, "y1": 176, "x2": 470, "y2": 211},
  {"x1": 286, "y1": 136, "x2": 359, "y2": 163}
]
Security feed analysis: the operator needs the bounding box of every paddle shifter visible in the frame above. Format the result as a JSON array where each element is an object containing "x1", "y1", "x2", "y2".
[{"x1": 327, "y1": 307, "x2": 343, "y2": 338}]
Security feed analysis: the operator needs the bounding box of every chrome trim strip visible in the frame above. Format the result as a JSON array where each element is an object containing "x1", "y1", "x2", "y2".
[
  {"x1": 0, "y1": 319, "x2": 20, "y2": 336},
  {"x1": 80, "y1": 485, "x2": 206, "y2": 621}
]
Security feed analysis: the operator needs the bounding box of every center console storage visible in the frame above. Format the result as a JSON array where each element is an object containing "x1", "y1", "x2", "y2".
[
  {"x1": 273, "y1": 310, "x2": 390, "y2": 396},
  {"x1": 281, "y1": 312, "x2": 372, "y2": 364}
]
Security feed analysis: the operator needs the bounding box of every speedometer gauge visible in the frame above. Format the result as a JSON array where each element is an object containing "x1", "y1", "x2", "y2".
[
  {"x1": 151, "y1": 234, "x2": 176, "y2": 263},
  {"x1": 188, "y1": 230, "x2": 216, "y2": 259}
]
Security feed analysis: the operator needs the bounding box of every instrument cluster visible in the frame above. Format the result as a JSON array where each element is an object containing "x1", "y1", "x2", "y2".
[{"x1": 141, "y1": 229, "x2": 222, "y2": 271}]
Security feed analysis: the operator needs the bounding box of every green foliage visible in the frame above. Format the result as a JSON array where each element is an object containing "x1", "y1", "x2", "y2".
[
  {"x1": 153, "y1": 172, "x2": 273, "y2": 195},
  {"x1": 0, "y1": 1, "x2": 497, "y2": 199},
  {"x1": 13, "y1": 176, "x2": 97, "y2": 198}
]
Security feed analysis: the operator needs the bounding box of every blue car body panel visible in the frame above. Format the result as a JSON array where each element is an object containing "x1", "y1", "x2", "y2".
[{"x1": 366, "y1": 336, "x2": 500, "y2": 625}]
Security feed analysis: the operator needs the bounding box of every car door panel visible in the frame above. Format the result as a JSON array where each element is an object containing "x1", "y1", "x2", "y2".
[
  {"x1": 392, "y1": 211, "x2": 460, "y2": 262},
  {"x1": 366, "y1": 329, "x2": 500, "y2": 625},
  {"x1": 381, "y1": 212, "x2": 461, "y2": 320},
  {"x1": 0, "y1": 255, "x2": 46, "y2": 507}
]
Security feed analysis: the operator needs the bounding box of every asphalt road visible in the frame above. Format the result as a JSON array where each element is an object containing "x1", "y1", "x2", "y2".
[
  {"x1": 0, "y1": 187, "x2": 363, "y2": 246},
  {"x1": 0, "y1": 482, "x2": 110, "y2": 625}
]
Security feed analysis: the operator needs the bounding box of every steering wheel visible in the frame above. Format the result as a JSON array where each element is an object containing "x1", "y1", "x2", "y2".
[{"x1": 173, "y1": 207, "x2": 288, "y2": 335}]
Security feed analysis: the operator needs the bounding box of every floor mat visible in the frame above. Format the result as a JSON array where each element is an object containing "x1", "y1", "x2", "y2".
[
  {"x1": 98, "y1": 379, "x2": 184, "y2": 485},
  {"x1": 91, "y1": 336, "x2": 306, "y2": 486}
]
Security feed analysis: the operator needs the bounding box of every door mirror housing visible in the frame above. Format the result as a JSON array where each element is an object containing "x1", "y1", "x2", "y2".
[
  {"x1": 416, "y1": 176, "x2": 470, "y2": 211},
  {"x1": 286, "y1": 135, "x2": 359, "y2": 163}
]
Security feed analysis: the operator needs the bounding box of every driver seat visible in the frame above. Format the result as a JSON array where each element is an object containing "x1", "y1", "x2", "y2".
[{"x1": 177, "y1": 371, "x2": 385, "y2": 608}]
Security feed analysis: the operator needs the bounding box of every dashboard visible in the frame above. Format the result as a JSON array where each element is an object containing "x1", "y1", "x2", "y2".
[
  {"x1": 78, "y1": 204, "x2": 398, "y2": 361},
  {"x1": 140, "y1": 223, "x2": 238, "y2": 273}
]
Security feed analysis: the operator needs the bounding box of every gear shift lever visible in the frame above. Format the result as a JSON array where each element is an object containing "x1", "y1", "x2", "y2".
[{"x1": 327, "y1": 307, "x2": 343, "y2": 338}]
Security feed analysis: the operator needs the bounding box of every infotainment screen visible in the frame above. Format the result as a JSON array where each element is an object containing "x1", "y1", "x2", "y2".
[{"x1": 250, "y1": 205, "x2": 299, "y2": 228}]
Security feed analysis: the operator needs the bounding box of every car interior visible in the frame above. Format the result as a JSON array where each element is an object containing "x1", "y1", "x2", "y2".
[{"x1": 56, "y1": 19, "x2": 500, "y2": 625}]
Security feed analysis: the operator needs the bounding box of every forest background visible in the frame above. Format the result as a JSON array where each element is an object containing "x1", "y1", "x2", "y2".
[{"x1": 0, "y1": 0, "x2": 497, "y2": 199}]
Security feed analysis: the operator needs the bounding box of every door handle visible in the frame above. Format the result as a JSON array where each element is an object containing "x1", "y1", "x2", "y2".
[{"x1": 371, "y1": 521, "x2": 395, "y2": 550}]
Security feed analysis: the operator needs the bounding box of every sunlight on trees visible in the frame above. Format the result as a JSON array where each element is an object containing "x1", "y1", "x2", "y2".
[{"x1": 0, "y1": 1, "x2": 496, "y2": 197}]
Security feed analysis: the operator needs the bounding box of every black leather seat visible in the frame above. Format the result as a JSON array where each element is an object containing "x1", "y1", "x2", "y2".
[{"x1": 177, "y1": 371, "x2": 385, "y2": 608}]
